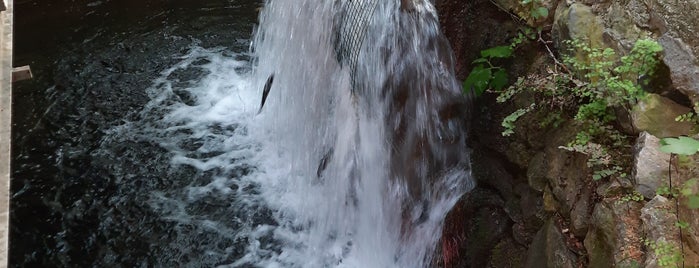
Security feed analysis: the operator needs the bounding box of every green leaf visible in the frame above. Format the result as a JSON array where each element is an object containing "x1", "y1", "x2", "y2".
[
  {"x1": 688, "y1": 195, "x2": 699, "y2": 209},
  {"x1": 472, "y1": 58, "x2": 488, "y2": 64},
  {"x1": 481, "y1": 46, "x2": 513, "y2": 59},
  {"x1": 491, "y1": 69, "x2": 508, "y2": 90},
  {"x1": 463, "y1": 65, "x2": 492, "y2": 96},
  {"x1": 675, "y1": 221, "x2": 690, "y2": 229},
  {"x1": 680, "y1": 187, "x2": 693, "y2": 197},
  {"x1": 536, "y1": 7, "x2": 549, "y2": 18},
  {"x1": 659, "y1": 137, "x2": 699, "y2": 155}
]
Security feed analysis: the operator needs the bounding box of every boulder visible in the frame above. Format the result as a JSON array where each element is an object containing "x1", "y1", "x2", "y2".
[
  {"x1": 632, "y1": 94, "x2": 693, "y2": 138},
  {"x1": 659, "y1": 35, "x2": 699, "y2": 104},
  {"x1": 526, "y1": 152, "x2": 548, "y2": 192},
  {"x1": 584, "y1": 199, "x2": 645, "y2": 267},
  {"x1": 552, "y1": 2, "x2": 605, "y2": 49},
  {"x1": 524, "y1": 218, "x2": 578, "y2": 268},
  {"x1": 641, "y1": 195, "x2": 684, "y2": 268},
  {"x1": 633, "y1": 132, "x2": 671, "y2": 199},
  {"x1": 488, "y1": 237, "x2": 527, "y2": 267},
  {"x1": 569, "y1": 185, "x2": 592, "y2": 237},
  {"x1": 651, "y1": 0, "x2": 699, "y2": 56}
]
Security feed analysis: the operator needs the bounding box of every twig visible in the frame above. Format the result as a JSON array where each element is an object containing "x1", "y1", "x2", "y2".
[
  {"x1": 538, "y1": 32, "x2": 571, "y2": 73},
  {"x1": 487, "y1": 0, "x2": 526, "y2": 24}
]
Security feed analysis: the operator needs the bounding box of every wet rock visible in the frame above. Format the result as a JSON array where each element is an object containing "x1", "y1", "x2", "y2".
[
  {"x1": 633, "y1": 132, "x2": 671, "y2": 199},
  {"x1": 472, "y1": 151, "x2": 517, "y2": 202},
  {"x1": 526, "y1": 152, "x2": 548, "y2": 192},
  {"x1": 631, "y1": 94, "x2": 693, "y2": 138},
  {"x1": 524, "y1": 218, "x2": 578, "y2": 268},
  {"x1": 434, "y1": 0, "x2": 520, "y2": 78},
  {"x1": 542, "y1": 187, "x2": 559, "y2": 213},
  {"x1": 516, "y1": 182, "x2": 546, "y2": 232},
  {"x1": 488, "y1": 237, "x2": 527, "y2": 268},
  {"x1": 441, "y1": 188, "x2": 513, "y2": 268},
  {"x1": 569, "y1": 185, "x2": 592, "y2": 237},
  {"x1": 584, "y1": 198, "x2": 644, "y2": 267}
]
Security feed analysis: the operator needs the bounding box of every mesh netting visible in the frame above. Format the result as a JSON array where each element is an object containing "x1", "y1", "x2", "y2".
[{"x1": 335, "y1": 0, "x2": 379, "y2": 88}]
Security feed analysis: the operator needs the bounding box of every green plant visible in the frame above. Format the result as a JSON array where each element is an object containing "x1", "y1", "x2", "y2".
[
  {"x1": 645, "y1": 240, "x2": 683, "y2": 268},
  {"x1": 463, "y1": 46, "x2": 513, "y2": 96},
  {"x1": 463, "y1": 27, "x2": 541, "y2": 97},
  {"x1": 494, "y1": 38, "x2": 663, "y2": 181},
  {"x1": 520, "y1": 0, "x2": 549, "y2": 23},
  {"x1": 617, "y1": 191, "x2": 644, "y2": 203},
  {"x1": 501, "y1": 104, "x2": 534, "y2": 136},
  {"x1": 562, "y1": 38, "x2": 663, "y2": 122},
  {"x1": 660, "y1": 136, "x2": 699, "y2": 156},
  {"x1": 675, "y1": 220, "x2": 690, "y2": 229}
]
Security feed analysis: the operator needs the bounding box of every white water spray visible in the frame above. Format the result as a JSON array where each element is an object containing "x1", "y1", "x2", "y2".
[
  {"x1": 99, "y1": 1, "x2": 474, "y2": 266},
  {"x1": 247, "y1": 0, "x2": 475, "y2": 267}
]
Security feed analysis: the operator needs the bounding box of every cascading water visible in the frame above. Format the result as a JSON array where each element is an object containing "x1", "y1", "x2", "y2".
[
  {"x1": 11, "y1": 0, "x2": 472, "y2": 267},
  {"x1": 246, "y1": 0, "x2": 474, "y2": 266}
]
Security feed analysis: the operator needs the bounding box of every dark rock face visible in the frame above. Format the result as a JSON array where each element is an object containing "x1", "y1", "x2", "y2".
[
  {"x1": 436, "y1": 0, "x2": 699, "y2": 267},
  {"x1": 434, "y1": 0, "x2": 519, "y2": 79}
]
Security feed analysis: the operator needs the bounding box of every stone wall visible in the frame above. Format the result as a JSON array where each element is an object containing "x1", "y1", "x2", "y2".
[{"x1": 436, "y1": 0, "x2": 699, "y2": 267}]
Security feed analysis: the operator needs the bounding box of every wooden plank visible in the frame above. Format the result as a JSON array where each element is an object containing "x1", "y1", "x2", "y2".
[{"x1": 11, "y1": 65, "x2": 31, "y2": 82}]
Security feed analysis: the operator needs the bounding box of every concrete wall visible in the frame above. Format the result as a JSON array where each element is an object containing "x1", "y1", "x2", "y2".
[{"x1": 0, "y1": 0, "x2": 12, "y2": 267}]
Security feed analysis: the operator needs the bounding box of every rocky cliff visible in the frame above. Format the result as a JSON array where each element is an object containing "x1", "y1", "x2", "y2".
[{"x1": 435, "y1": 0, "x2": 699, "y2": 267}]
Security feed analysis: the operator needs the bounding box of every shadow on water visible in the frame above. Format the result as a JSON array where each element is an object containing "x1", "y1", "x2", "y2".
[{"x1": 11, "y1": 1, "x2": 267, "y2": 266}]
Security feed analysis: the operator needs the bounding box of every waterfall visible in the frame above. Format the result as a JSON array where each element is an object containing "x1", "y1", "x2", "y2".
[{"x1": 247, "y1": 0, "x2": 474, "y2": 266}]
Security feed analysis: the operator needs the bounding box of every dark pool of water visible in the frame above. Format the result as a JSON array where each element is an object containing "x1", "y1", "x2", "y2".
[{"x1": 11, "y1": 1, "x2": 264, "y2": 266}]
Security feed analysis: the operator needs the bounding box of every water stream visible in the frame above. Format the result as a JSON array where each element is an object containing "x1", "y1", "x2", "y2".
[{"x1": 12, "y1": 0, "x2": 473, "y2": 267}]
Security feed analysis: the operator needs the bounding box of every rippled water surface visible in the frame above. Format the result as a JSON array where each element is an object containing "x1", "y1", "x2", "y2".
[{"x1": 12, "y1": 1, "x2": 263, "y2": 266}]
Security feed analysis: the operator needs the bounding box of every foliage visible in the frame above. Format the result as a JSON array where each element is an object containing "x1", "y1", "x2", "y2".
[
  {"x1": 657, "y1": 179, "x2": 699, "y2": 208},
  {"x1": 562, "y1": 39, "x2": 662, "y2": 122},
  {"x1": 494, "y1": 38, "x2": 663, "y2": 181},
  {"x1": 463, "y1": 46, "x2": 513, "y2": 96},
  {"x1": 502, "y1": 104, "x2": 534, "y2": 136},
  {"x1": 520, "y1": 0, "x2": 549, "y2": 24},
  {"x1": 660, "y1": 136, "x2": 699, "y2": 156},
  {"x1": 644, "y1": 240, "x2": 683, "y2": 268},
  {"x1": 617, "y1": 191, "x2": 644, "y2": 203},
  {"x1": 463, "y1": 28, "x2": 539, "y2": 97}
]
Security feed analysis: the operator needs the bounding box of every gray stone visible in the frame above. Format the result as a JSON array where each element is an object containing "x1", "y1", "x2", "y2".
[
  {"x1": 570, "y1": 186, "x2": 592, "y2": 237},
  {"x1": 631, "y1": 94, "x2": 693, "y2": 138},
  {"x1": 641, "y1": 195, "x2": 682, "y2": 268},
  {"x1": 633, "y1": 132, "x2": 671, "y2": 199},
  {"x1": 652, "y1": 0, "x2": 699, "y2": 56},
  {"x1": 596, "y1": 177, "x2": 633, "y2": 197},
  {"x1": 527, "y1": 152, "x2": 548, "y2": 192},
  {"x1": 525, "y1": 218, "x2": 578, "y2": 268},
  {"x1": 552, "y1": 2, "x2": 605, "y2": 49},
  {"x1": 584, "y1": 199, "x2": 645, "y2": 268},
  {"x1": 659, "y1": 34, "x2": 699, "y2": 103}
]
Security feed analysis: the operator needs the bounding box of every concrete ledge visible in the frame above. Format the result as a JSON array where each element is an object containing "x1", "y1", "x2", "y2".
[{"x1": 0, "y1": 0, "x2": 12, "y2": 267}]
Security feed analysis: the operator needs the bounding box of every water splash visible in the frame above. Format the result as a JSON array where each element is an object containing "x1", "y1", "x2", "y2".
[{"x1": 248, "y1": 0, "x2": 474, "y2": 266}]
